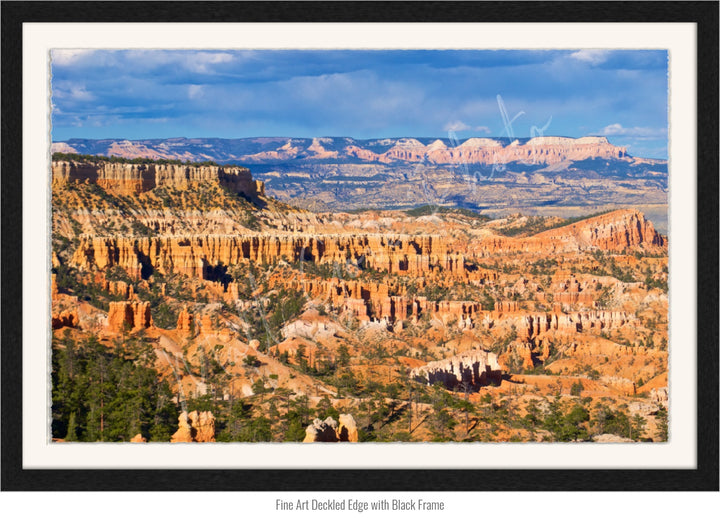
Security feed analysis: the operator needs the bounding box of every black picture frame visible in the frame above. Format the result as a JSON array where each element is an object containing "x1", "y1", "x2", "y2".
[{"x1": 2, "y1": 1, "x2": 717, "y2": 492}]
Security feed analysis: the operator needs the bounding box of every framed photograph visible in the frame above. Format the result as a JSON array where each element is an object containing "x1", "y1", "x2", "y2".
[{"x1": 2, "y1": 1, "x2": 717, "y2": 493}]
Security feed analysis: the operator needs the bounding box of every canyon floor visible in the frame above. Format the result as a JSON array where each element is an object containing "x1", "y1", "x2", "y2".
[{"x1": 50, "y1": 158, "x2": 669, "y2": 443}]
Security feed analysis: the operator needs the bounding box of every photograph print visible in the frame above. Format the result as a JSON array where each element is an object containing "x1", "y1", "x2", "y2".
[{"x1": 49, "y1": 48, "x2": 670, "y2": 445}]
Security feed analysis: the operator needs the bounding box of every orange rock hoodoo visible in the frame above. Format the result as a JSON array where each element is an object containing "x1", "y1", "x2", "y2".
[
  {"x1": 410, "y1": 350, "x2": 502, "y2": 390},
  {"x1": 303, "y1": 414, "x2": 359, "y2": 442},
  {"x1": 170, "y1": 410, "x2": 216, "y2": 443},
  {"x1": 71, "y1": 234, "x2": 463, "y2": 280},
  {"x1": 277, "y1": 275, "x2": 638, "y2": 337},
  {"x1": 107, "y1": 300, "x2": 153, "y2": 333},
  {"x1": 494, "y1": 300, "x2": 519, "y2": 313},
  {"x1": 176, "y1": 307, "x2": 194, "y2": 336},
  {"x1": 516, "y1": 310, "x2": 633, "y2": 342},
  {"x1": 52, "y1": 160, "x2": 264, "y2": 198},
  {"x1": 552, "y1": 277, "x2": 597, "y2": 305},
  {"x1": 276, "y1": 276, "x2": 489, "y2": 325}
]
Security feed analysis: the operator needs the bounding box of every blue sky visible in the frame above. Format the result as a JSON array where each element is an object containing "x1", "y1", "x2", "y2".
[{"x1": 51, "y1": 49, "x2": 669, "y2": 158}]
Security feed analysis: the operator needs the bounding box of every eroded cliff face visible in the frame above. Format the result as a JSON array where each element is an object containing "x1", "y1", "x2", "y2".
[
  {"x1": 534, "y1": 209, "x2": 665, "y2": 249},
  {"x1": 107, "y1": 300, "x2": 153, "y2": 333},
  {"x1": 470, "y1": 209, "x2": 666, "y2": 256},
  {"x1": 69, "y1": 209, "x2": 664, "y2": 284},
  {"x1": 515, "y1": 310, "x2": 634, "y2": 342},
  {"x1": 410, "y1": 350, "x2": 502, "y2": 390},
  {"x1": 70, "y1": 233, "x2": 463, "y2": 279},
  {"x1": 347, "y1": 136, "x2": 626, "y2": 166},
  {"x1": 54, "y1": 136, "x2": 628, "y2": 166},
  {"x1": 52, "y1": 160, "x2": 264, "y2": 198},
  {"x1": 272, "y1": 276, "x2": 492, "y2": 326}
]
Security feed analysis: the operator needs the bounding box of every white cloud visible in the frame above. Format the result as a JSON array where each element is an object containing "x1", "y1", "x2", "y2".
[
  {"x1": 600, "y1": 123, "x2": 667, "y2": 139},
  {"x1": 570, "y1": 49, "x2": 610, "y2": 65},
  {"x1": 186, "y1": 52, "x2": 234, "y2": 73},
  {"x1": 53, "y1": 83, "x2": 95, "y2": 101},
  {"x1": 188, "y1": 85, "x2": 205, "y2": 99},
  {"x1": 119, "y1": 50, "x2": 235, "y2": 73},
  {"x1": 70, "y1": 86, "x2": 95, "y2": 101},
  {"x1": 475, "y1": 125, "x2": 491, "y2": 134},
  {"x1": 51, "y1": 49, "x2": 96, "y2": 66},
  {"x1": 602, "y1": 123, "x2": 625, "y2": 134},
  {"x1": 443, "y1": 121, "x2": 471, "y2": 132}
]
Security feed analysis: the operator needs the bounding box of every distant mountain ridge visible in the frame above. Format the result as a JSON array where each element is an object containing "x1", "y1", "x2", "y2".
[
  {"x1": 52, "y1": 136, "x2": 668, "y2": 223},
  {"x1": 52, "y1": 136, "x2": 664, "y2": 167}
]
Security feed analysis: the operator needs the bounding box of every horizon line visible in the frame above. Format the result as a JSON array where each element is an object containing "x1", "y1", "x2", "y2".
[{"x1": 53, "y1": 134, "x2": 619, "y2": 142}]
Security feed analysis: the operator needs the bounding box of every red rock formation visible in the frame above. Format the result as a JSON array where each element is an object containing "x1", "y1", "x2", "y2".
[
  {"x1": 241, "y1": 139, "x2": 302, "y2": 162},
  {"x1": 552, "y1": 276, "x2": 597, "y2": 305},
  {"x1": 170, "y1": 410, "x2": 216, "y2": 443},
  {"x1": 51, "y1": 309, "x2": 79, "y2": 329},
  {"x1": 285, "y1": 276, "x2": 486, "y2": 326},
  {"x1": 107, "y1": 301, "x2": 152, "y2": 333},
  {"x1": 130, "y1": 434, "x2": 147, "y2": 443},
  {"x1": 199, "y1": 314, "x2": 215, "y2": 335},
  {"x1": 471, "y1": 210, "x2": 666, "y2": 256},
  {"x1": 516, "y1": 310, "x2": 633, "y2": 341},
  {"x1": 303, "y1": 414, "x2": 359, "y2": 442},
  {"x1": 71, "y1": 233, "x2": 463, "y2": 280},
  {"x1": 276, "y1": 275, "x2": 536, "y2": 330},
  {"x1": 51, "y1": 161, "x2": 99, "y2": 186},
  {"x1": 106, "y1": 280, "x2": 132, "y2": 299},
  {"x1": 71, "y1": 211, "x2": 662, "y2": 290},
  {"x1": 338, "y1": 414, "x2": 359, "y2": 442},
  {"x1": 409, "y1": 349, "x2": 502, "y2": 389},
  {"x1": 650, "y1": 387, "x2": 669, "y2": 407},
  {"x1": 534, "y1": 209, "x2": 665, "y2": 251},
  {"x1": 54, "y1": 136, "x2": 629, "y2": 167},
  {"x1": 176, "y1": 307, "x2": 194, "y2": 336},
  {"x1": 343, "y1": 298, "x2": 371, "y2": 322},
  {"x1": 346, "y1": 136, "x2": 625, "y2": 166},
  {"x1": 540, "y1": 340, "x2": 552, "y2": 361},
  {"x1": 601, "y1": 376, "x2": 636, "y2": 396},
  {"x1": 52, "y1": 160, "x2": 264, "y2": 198},
  {"x1": 507, "y1": 342, "x2": 535, "y2": 371},
  {"x1": 516, "y1": 313, "x2": 553, "y2": 341},
  {"x1": 495, "y1": 300, "x2": 519, "y2": 313},
  {"x1": 307, "y1": 138, "x2": 340, "y2": 160}
]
